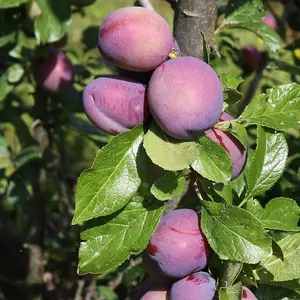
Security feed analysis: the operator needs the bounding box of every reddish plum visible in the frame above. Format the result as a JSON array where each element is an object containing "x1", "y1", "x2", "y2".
[
  {"x1": 98, "y1": 7, "x2": 173, "y2": 72},
  {"x1": 262, "y1": 13, "x2": 278, "y2": 31},
  {"x1": 143, "y1": 209, "x2": 211, "y2": 281},
  {"x1": 242, "y1": 287, "x2": 257, "y2": 300},
  {"x1": 170, "y1": 272, "x2": 216, "y2": 300},
  {"x1": 147, "y1": 56, "x2": 223, "y2": 140},
  {"x1": 83, "y1": 76, "x2": 149, "y2": 135},
  {"x1": 241, "y1": 45, "x2": 261, "y2": 73},
  {"x1": 205, "y1": 112, "x2": 247, "y2": 179},
  {"x1": 32, "y1": 51, "x2": 75, "y2": 93}
]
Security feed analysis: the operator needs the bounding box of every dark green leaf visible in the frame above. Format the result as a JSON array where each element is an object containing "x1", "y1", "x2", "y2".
[
  {"x1": 150, "y1": 171, "x2": 185, "y2": 201},
  {"x1": 238, "y1": 84, "x2": 300, "y2": 130},
  {"x1": 72, "y1": 125, "x2": 144, "y2": 225},
  {"x1": 247, "y1": 198, "x2": 300, "y2": 231},
  {"x1": 220, "y1": 261, "x2": 243, "y2": 288},
  {"x1": 255, "y1": 284, "x2": 300, "y2": 299},
  {"x1": 201, "y1": 201, "x2": 272, "y2": 264},
  {"x1": 245, "y1": 127, "x2": 288, "y2": 200},
  {"x1": 143, "y1": 123, "x2": 198, "y2": 171},
  {"x1": 78, "y1": 196, "x2": 164, "y2": 274},
  {"x1": 220, "y1": 74, "x2": 244, "y2": 105},
  {"x1": 192, "y1": 136, "x2": 232, "y2": 184},
  {"x1": 254, "y1": 233, "x2": 300, "y2": 283},
  {"x1": 219, "y1": 282, "x2": 243, "y2": 300},
  {"x1": 34, "y1": 0, "x2": 71, "y2": 44}
]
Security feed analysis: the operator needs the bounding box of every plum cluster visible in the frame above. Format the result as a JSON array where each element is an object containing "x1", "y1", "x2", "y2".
[
  {"x1": 81, "y1": 6, "x2": 246, "y2": 178},
  {"x1": 134, "y1": 209, "x2": 257, "y2": 300}
]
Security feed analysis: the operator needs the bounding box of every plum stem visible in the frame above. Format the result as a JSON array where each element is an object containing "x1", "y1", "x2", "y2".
[{"x1": 138, "y1": 0, "x2": 155, "y2": 10}]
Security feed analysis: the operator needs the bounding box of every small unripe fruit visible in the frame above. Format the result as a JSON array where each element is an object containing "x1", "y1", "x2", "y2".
[{"x1": 33, "y1": 51, "x2": 75, "y2": 93}]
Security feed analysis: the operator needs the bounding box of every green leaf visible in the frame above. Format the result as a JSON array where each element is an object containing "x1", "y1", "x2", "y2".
[
  {"x1": 220, "y1": 74, "x2": 244, "y2": 105},
  {"x1": 192, "y1": 136, "x2": 232, "y2": 184},
  {"x1": 272, "y1": 59, "x2": 300, "y2": 76},
  {"x1": 255, "y1": 285, "x2": 300, "y2": 300},
  {"x1": 0, "y1": 69, "x2": 13, "y2": 102},
  {"x1": 34, "y1": 0, "x2": 71, "y2": 44},
  {"x1": 14, "y1": 145, "x2": 42, "y2": 169},
  {"x1": 245, "y1": 127, "x2": 288, "y2": 200},
  {"x1": 247, "y1": 198, "x2": 300, "y2": 231},
  {"x1": 220, "y1": 261, "x2": 243, "y2": 288},
  {"x1": 97, "y1": 286, "x2": 118, "y2": 300},
  {"x1": 7, "y1": 63, "x2": 25, "y2": 83},
  {"x1": 201, "y1": 201, "x2": 272, "y2": 264},
  {"x1": 0, "y1": 136, "x2": 11, "y2": 168},
  {"x1": 215, "y1": 120, "x2": 248, "y2": 149},
  {"x1": 219, "y1": 282, "x2": 243, "y2": 300},
  {"x1": 143, "y1": 123, "x2": 198, "y2": 171},
  {"x1": 72, "y1": 126, "x2": 144, "y2": 225},
  {"x1": 230, "y1": 174, "x2": 246, "y2": 198},
  {"x1": 0, "y1": 0, "x2": 28, "y2": 8},
  {"x1": 202, "y1": 180, "x2": 233, "y2": 204},
  {"x1": 254, "y1": 233, "x2": 300, "y2": 283},
  {"x1": 150, "y1": 171, "x2": 185, "y2": 201},
  {"x1": 78, "y1": 196, "x2": 164, "y2": 274},
  {"x1": 238, "y1": 84, "x2": 300, "y2": 130},
  {"x1": 223, "y1": 3, "x2": 281, "y2": 55}
]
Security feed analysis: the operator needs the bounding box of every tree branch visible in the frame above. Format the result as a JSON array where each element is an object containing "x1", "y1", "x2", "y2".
[{"x1": 174, "y1": 0, "x2": 217, "y2": 58}]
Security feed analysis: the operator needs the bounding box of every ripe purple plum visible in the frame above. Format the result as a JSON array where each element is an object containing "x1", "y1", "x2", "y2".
[
  {"x1": 143, "y1": 209, "x2": 211, "y2": 281},
  {"x1": 32, "y1": 51, "x2": 75, "y2": 93},
  {"x1": 147, "y1": 56, "x2": 223, "y2": 140},
  {"x1": 141, "y1": 288, "x2": 168, "y2": 300},
  {"x1": 98, "y1": 7, "x2": 173, "y2": 72},
  {"x1": 262, "y1": 13, "x2": 278, "y2": 31},
  {"x1": 242, "y1": 287, "x2": 257, "y2": 300},
  {"x1": 241, "y1": 45, "x2": 261, "y2": 73},
  {"x1": 205, "y1": 112, "x2": 247, "y2": 179},
  {"x1": 133, "y1": 278, "x2": 169, "y2": 300},
  {"x1": 170, "y1": 272, "x2": 216, "y2": 300},
  {"x1": 83, "y1": 76, "x2": 149, "y2": 135}
]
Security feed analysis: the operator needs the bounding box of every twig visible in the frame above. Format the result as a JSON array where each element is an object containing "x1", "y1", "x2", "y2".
[{"x1": 138, "y1": 0, "x2": 154, "y2": 10}]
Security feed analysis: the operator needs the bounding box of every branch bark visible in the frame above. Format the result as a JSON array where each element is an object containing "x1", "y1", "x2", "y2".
[{"x1": 174, "y1": 0, "x2": 217, "y2": 58}]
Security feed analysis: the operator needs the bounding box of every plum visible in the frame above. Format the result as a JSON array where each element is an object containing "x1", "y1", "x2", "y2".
[
  {"x1": 32, "y1": 51, "x2": 75, "y2": 93},
  {"x1": 262, "y1": 13, "x2": 278, "y2": 31},
  {"x1": 83, "y1": 76, "x2": 149, "y2": 135},
  {"x1": 242, "y1": 287, "x2": 257, "y2": 300},
  {"x1": 241, "y1": 45, "x2": 261, "y2": 73},
  {"x1": 170, "y1": 272, "x2": 216, "y2": 300},
  {"x1": 133, "y1": 278, "x2": 169, "y2": 300},
  {"x1": 98, "y1": 7, "x2": 173, "y2": 72},
  {"x1": 147, "y1": 56, "x2": 223, "y2": 140},
  {"x1": 205, "y1": 112, "x2": 247, "y2": 179},
  {"x1": 143, "y1": 209, "x2": 211, "y2": 281}
]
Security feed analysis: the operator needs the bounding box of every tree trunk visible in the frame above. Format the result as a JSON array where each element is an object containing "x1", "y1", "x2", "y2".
[{"x1": 174, "y1": 0, "x2": 217, "y2": 58}]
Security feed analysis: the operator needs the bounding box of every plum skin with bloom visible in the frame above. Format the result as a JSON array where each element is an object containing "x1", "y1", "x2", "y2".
[
  {"x1": 82, "y1": 76, "x2": 149, "y2": 135},
  {"x1": 205, "y1": 112, "x2": 247, "y2": 179},
  {"x1": 143, "y1": 209, "x2": 211, "y2": 281},
  {"x1": 98, "y1": 7, "x2": 173, "y2": 72},
  {"x1": 147, "y1": 56, "x2": 223, "y2": 140},
  {"x1": 242, "y1": 287, "x2": 257, "y2": 300},
  {"x1": 32, "y1": 51, "x2": 75, "y2": 93},
  {"x1": 170, "y1": 272, "x2": 216, "y2": 300}
]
